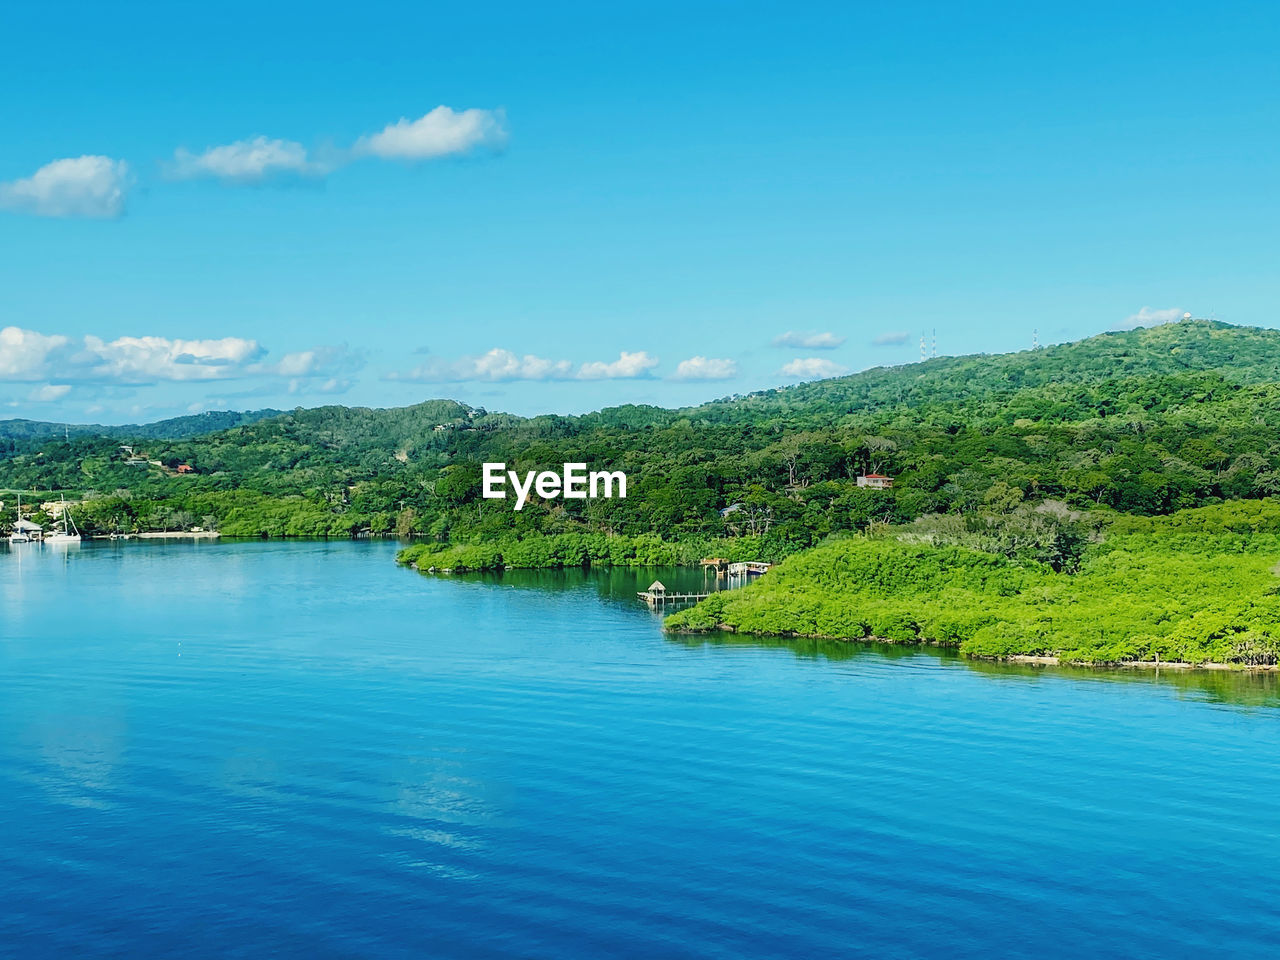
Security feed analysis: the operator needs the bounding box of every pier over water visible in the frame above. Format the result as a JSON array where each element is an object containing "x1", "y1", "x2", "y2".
[{"x1": 638, "y1": 559, "x2": 774, "y2": 607}]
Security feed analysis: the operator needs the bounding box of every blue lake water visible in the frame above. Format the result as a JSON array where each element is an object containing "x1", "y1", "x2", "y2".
[{"x1": 2, "y1": 539, "x2": 1279, "y2": 959}]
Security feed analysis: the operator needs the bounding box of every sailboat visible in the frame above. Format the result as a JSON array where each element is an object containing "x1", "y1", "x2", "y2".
[
  {"x1": 43, "y1": 495, "x2": 81, "y2": 545},
  {"x1": 8, "y1": 492, "x2": 35, "y2": 544}
]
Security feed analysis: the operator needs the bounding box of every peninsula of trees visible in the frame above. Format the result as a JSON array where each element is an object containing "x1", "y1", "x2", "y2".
[{"x1": 6, "y1": 318, "x2": 1280, "y2": 665}]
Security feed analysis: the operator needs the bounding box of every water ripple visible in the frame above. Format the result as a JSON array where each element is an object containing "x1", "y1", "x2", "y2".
[{"x1": 2, "y1": 541, "x2": 1279, "y2": 959}]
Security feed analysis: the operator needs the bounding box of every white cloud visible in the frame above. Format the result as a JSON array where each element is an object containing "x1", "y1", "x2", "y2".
[
  {"x1": 388, "y1": 348, "x2": 658, "y2": 383},
  {"x1": 388, "y1": 348, "x2": 571, "y2": 383},
  {"x1": 671, "y1": 356, "x2": 738, "y2": 380},
  {"x1": 78, "y1": 335, "x2": 265, "y2": 383},
  {"x1": 355, "y1": 106, "x2": 508, "y2": 160},
  {"x1": 481, "y1": 349, "x2": 573, "y2": 381},
  {"x1": 0, "y1": 156, "x2": 131, "y2": 218},
  {"x1": 273, "y1": 349, "x2": 323, "y2": 377},
  {"x1": 1116, "y1": 306, "x2": 1183, "y2": 330},
  {"x1": 772, "y1": 330, "x2": 845, "y2": 349},
  {"x1": 575, "y1": 351, "x2": 659, "y2": 380},
  {"x1": 0, "y1": 326, "x2": 72, "y2": 380},
  {"x1": 1, "y1": 328, "x2": 366, "y2": 394},
  {"x1": 2, "y1": 329, "x2": 370, "y2": 419},
  {"x1": 287, "y1": 376, "x2": 353, "y2": 395},
  {"x1": 169, "y1": 136, "x2": 322, "y2": 183},
  {"x1": 260, "y1": 344, "x2": 364, "y2": 379},
  {"x1": 780, "y1": 357, "x2": 849, "y2": 379},
  {"x1": 872, "y1": 331, "x2": 911, "y2": 346},
  {"x1": 27, "y1": 384, "x2": 71, "y2": 402}
]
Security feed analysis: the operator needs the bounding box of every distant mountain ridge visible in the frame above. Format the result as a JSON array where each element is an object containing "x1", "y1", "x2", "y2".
[
  {"x1": 5, "y1": 318, "x2": 1280, "y2": 464},
  {"x1": 6, "y1": 320, "x2": 1280, "y2": 449},
  {"x1": 0, "y1": 409, "x2": 284, "y2": 444},
  {"x1": 685, "y1": 319, "x2": 1280, "y2": 424},
  {"x1": 6, "y1": 318, "x2": 1280, "y2": 542}
]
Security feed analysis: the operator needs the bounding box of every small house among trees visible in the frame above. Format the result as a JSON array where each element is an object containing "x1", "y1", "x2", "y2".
[{"x1": 856, "y1": 473, "x2": 894, "y2": 490}]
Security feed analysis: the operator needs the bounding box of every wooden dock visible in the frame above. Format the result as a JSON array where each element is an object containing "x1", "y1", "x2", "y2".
[
  {"x1": 639, "y1": 561, "x2": 776, "y2": 608},
  {"x1": 637, "y1": 588, "x2": 712, "y2": 607},
  {"x1": 700, "y1": 557, "x2": 773, "y2": 578}
]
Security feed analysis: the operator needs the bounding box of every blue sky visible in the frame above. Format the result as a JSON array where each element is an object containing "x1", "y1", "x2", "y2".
[{"x1": 2, "y1": 1, "x2": 1278, "y2": 423}]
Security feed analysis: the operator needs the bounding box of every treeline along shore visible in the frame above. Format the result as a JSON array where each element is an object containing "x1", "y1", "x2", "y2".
[
  {"x1": 665, "y1": 500, "x2": 1280, "y2": 668},
  {"x1": 8, "y1": 319, "x2": 1280, "y2": 666}
]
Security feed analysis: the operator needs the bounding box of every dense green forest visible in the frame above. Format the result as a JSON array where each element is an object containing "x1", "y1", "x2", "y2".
[
  {"x1": 666, "y1": 500, "x2": 1280, "y2": 666},
  {"x1": 6, "y1": 320, "x2": 1280, "y2": 548},
  {"x1": 0, "y1": 408, "x2": 281, "y2": 451},
  {"x1": 397, "y1": 533, "x2": 771, "y2": 573},
  {"x1": 7, "y1": 318, "x2": 1280, "y2": 665}
]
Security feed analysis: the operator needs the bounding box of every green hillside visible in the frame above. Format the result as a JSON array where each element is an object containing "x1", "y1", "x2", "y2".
[
  {"x1": 4, "y1": 319, "x2": 1280, "y2": 548},
  {"x1": 0, "y1": 408, "x2": 283, "y2": 450},
  {"x1": 692, "y1": 319, "x2": 1280, "y2": 426},
  {"x1": 666, "y1": 500, "x2": 1280, "y2": 666}
]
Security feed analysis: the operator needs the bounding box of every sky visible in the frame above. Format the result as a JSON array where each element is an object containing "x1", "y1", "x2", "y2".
[{"x1": 2, "y1": 1, "x2": 1278, "y2": 424}]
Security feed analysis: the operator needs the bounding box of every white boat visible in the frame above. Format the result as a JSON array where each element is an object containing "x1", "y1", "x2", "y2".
[
  {"x1": 43, "y1": 496, "x2": 81, "y2": 545},
  {"x1": 8, "y1": 493, "x2": 37, "y2": 544}
]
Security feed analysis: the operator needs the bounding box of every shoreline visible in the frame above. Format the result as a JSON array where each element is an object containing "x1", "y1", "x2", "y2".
[
  {"x1": 667, "y1": 624, "x2": 1280, "y2": 673},
  {"x1": 1003, "y1": 653, "x2": 1279, "y2": 672},
  {"x1": 90, "y1": 531, "x2": 222, "y2": 540},
  {"x1": 68, "y1": 533, "x2": 405, "y2": 543},
  {"x1": 135, "y1": 531, "x2": 220, "y2": 539}
]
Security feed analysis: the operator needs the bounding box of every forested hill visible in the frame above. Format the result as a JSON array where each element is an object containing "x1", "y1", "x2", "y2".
[
  {"x1": 5, "y1": 318, "x2": 1280, "y2": 543},
  {"x1": 686, "y1": 319, "x2": 1280, "y2": 427},
  {"x1": 0, "y1": 408, "x2": 283, "y2": 447},
  {"x1": 4, "y1": 318, "x2": 1272, "y2": 454}
]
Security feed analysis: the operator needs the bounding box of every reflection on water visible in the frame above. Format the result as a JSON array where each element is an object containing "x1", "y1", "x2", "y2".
[
  {"x1": 433, "y1": 563, "x2": 731, "y2": 604},
  {"x1": 442, "y1": 563, "x2": 1280, "y2": 711},
  {"x1": 967, "y1": 654, "x2": 1280, "y2": 709},
  {"x1": 671, "y1": 630, "x2": 1280, "y2": 710},
  {"x1": 3, "y1": 540, "x2": 1279, "y2": 960},
  {"x1": 31, "y1": 711, "x2": 126, "y2": 809}
]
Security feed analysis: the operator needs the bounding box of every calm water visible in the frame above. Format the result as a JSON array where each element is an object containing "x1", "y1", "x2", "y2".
[{"x1": 2, "y1": 540, "x2": 1279, "y2": 959}]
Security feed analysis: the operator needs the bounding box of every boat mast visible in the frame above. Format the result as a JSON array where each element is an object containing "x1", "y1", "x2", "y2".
[{"x1": 60, "y1": 493, "x2": 79, "y2": 537}]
